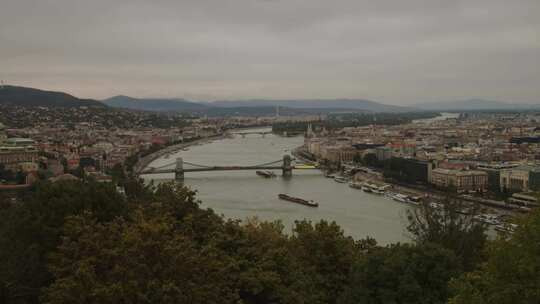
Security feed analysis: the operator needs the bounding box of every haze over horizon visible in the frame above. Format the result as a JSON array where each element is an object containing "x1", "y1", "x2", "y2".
[{"x1": 1, "y1": 0, "x2": 539, "y2": 105}]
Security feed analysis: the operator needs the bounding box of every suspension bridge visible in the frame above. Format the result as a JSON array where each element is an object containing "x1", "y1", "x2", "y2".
[
  {"x1": 139, "y1": 155, "x2": 318, "y2": 180},
  {"x1": 229, "y1": 130, "x2": 273, "y2": 138}
]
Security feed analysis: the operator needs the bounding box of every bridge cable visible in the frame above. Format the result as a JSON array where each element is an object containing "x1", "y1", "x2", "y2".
[
  {"x1": 147, "y1": 158, "x2": 294, "y2": 171},
  {"x1": 148, "y1": 162, "x2": 177, "y2": 170},
  {"x1": 183, "y1": 161, "x2": 214, "y2": 168},
  {"x1": 253, "y1": 159, "x2": 284, "y2": 167}
]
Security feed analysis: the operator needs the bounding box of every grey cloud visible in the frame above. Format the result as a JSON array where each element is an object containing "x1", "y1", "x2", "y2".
[{"x1": 1, "y1": 0, "x2": 539, "y2": 103}]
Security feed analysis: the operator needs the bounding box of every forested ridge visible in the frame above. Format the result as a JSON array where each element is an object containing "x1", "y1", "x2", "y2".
[{"x1": 0, "y1": 179, "x2": 538, "y2": 303}]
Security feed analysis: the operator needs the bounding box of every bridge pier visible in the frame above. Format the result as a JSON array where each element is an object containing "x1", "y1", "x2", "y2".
[
  {"x1": 282, "y1": 155, "x2": 292, "y2": 178},
  {"x1": 175, "y1": 157, "x2": 184, "y2": 181}
]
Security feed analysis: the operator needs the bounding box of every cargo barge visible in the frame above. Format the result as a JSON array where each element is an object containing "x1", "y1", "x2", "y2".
[{"x1": 278, "y1": 194, "x2": 318, "y2": 207}]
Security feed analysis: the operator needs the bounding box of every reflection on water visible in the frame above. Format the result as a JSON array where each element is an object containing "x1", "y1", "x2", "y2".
[{"x1": 143, "y1": 129, "x2": 412, "y2": 244}]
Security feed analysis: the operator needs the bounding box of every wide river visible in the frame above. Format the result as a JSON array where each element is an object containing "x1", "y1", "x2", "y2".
[{"x1": 143, "y1": 129, "x2": 412, "y2": 244}]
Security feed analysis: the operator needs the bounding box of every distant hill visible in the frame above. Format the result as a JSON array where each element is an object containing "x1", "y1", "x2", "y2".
[
  {"x1": 103, "y1": 95, "x2": 209, "y2": 112},
  {"x1": 0, "y1": 85, "x2": 105, "y2": 108},
  {"x1": 103, "y1": 96, "x2": 412, "y2": 113},
  {"x1": 211, "y1": 99, "x2": 413, "y2": 112},
  {"x1": 415, "y1": 99, "x2": 540, "y2": 111}
]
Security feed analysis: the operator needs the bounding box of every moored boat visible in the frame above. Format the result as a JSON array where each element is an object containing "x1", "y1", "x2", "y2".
[
  {"x1": 278, "y1": 194, "x2": 318, "y2": 207},
  {"x1": 473, "y1": 214, "x2": 501, "y2": 225},
  {"x1": 372, "y1": 188, "x2": 385, "y2": 195},
  {"x1": 362, "y1": 182, "x2": 388, "y2": 195},
  {"x1": 362, "y1": 182, "x2": 374, "y2": 193},
  {"x1": 256, "y1": 170, "x2": 276, "y2": 178},
  {"x1": 429, "y1": 202, "x2": 444, "y2": 210},
  {"x1": 348, "y1": 182, "x2": 362, "y2": 189},
  {"x1": 407, "y1": 196, "x2": 422, "y2": 205},
  {"x1": 494, "y1": 223, "x2": 517, "y2": 233},
  {"x1": 334, "y1": 176, "x2": 348, "y2": 183},
  {"x1": 392, "y1": 193, "x2": 409, "y2": 203}
]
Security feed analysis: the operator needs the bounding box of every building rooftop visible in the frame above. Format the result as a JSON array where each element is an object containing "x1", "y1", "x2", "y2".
[
  {"x1": 432, "y1": 168, "x2": 488, "y2": 176},
  {"x1": 2, "y1": 138, "x2": 35, "y2": 148}
]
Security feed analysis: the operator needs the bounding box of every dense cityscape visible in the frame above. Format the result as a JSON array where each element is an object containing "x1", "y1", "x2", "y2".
[
  {"x1": 3, "y1": 105, "x2": 540, "y2": 216},
  {"x1": 1, "y1": 95, "x2": 540, "y2": 303}
]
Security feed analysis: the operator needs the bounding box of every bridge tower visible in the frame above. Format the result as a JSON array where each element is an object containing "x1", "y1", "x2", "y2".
[
  {"x1": 175, "y1": 157, "x2": 184, "y2": 181},
  {"x1": 282, "y1": 155, "x2": 292, "y2": 178}
]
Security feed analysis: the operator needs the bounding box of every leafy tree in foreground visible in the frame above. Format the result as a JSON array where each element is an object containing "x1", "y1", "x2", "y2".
[
  {"x1": 449, "y1": 210, "x2": 540, "y2": 304},
  {"x1": 407, "y1": 197, "x2": 487, "y2": 271},
  {"x1": 289, "y1": 220, "x2": 359, "y2": 304},
  {"x1": 216, "y1": 218, "x2": 316, "y2": 304},
  {"x1": 1, "y1": 179, "x2": 483, "y2": 304},
  {"x1": 339, "y1": 243, "x2": 460, "y2": 304},
  {"x1": 44, "y1": 211, "x2": 238, "y2": 304},
  {"x1": 0, "y1": 180, "x2": 127, "y2": 304}
]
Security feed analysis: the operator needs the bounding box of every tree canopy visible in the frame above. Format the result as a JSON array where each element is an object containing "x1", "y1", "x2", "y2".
[
  {"x1": 449, "y1": 209, "x2": 540, "y2": 304},
  {"x1": 406, "y1": 197, "x2": 487, "y2": 271},
  {"x1": 0, "y1": 179, "x2": 538, "y2": 303}
]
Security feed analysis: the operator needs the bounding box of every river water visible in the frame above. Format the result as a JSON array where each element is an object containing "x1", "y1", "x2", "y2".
[
  {"x1": 143, "y1": 129, "x2": 412, "y2": 244},
  {"x1": 412, "y1": 112, "x2": 460, "y2": 123}
]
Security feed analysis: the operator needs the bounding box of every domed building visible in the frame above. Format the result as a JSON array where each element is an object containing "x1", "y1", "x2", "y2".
[{"x1": 0, "y1": 122, "x2": 39, "y2": 171}]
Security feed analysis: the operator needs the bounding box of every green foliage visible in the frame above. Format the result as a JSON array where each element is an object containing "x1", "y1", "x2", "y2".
[
  {"x1": 339, "y1": 243, "x2": 460, "y2": 304},
  {"x1": 217, "y1": 218, "x2": 314, "y2": 303},
  {"x1": 67, "y1": 166, "x2": 85, "y2": 179},
  {"x1": 0, "y1": 164, "x2": 23, "y2": 184},
  {"x1": 290, "y1": 220, "x2": 359, "y2": 303},
  {"x1": 106, "y1": 163, "x2": 126, "y2": 185},
  {"x1": 0, "y1": 180, "x2": 127, "y2": 303},
  {"x1": 353, "y1": 153, "x2": 363, "y2": 164},
  {"x1": 449, "y1": 210, "x2": 540, "y2": 304},
  {"x1": 363, "y1": 153, "x2": 379, "y2": 167},
  {"x1": 406, "y1": 197, "x2": 487, "y2": 271},
  {"x1": 44, "y1": 211, "x2": 237, "y2": 304},
  {"x1": 1, "y1": 179, "x2": 522, "y2": 304}
]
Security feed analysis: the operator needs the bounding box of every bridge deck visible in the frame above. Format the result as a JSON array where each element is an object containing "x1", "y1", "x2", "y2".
[
  {"x1": 232, "y1": 131, "x2": 272, "y2": 134},
  {"x1": 141, "y1": 165, "x2": 317, "y2": 175}
]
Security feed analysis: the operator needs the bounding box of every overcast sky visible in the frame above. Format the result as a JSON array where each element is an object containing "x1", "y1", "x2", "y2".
[{"x1": 1, "y1": 0, "x2": 539, "y2": 104}]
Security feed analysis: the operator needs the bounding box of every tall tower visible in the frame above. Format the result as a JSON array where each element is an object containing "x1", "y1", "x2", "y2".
[
  {"x1": 282, "y1": 155, "x2": 292, "y2": 178},
  {"x1": 275, "y1": 105, "x2": 280, "y2": 117},
  {"x1": 306, "y1": 123, "x2": 314, "y2": 138}
]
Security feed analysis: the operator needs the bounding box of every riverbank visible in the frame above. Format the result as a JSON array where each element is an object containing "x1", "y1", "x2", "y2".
[{"x1": 293, "y1": 145, "x2": 523, "y2": 215}]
